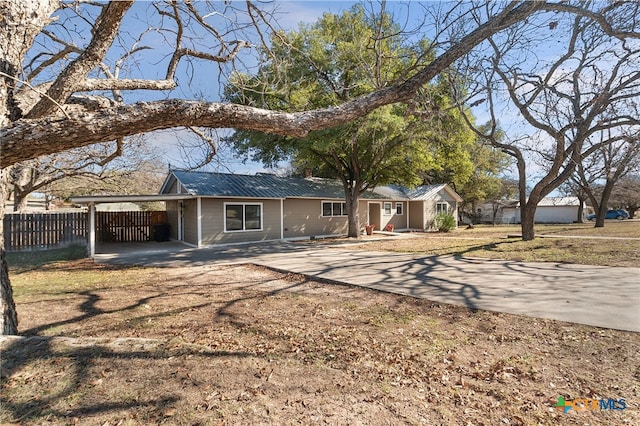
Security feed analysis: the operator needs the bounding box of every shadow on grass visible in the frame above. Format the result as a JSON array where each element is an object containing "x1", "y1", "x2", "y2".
[
  {"x1": 7, "y1": 245, "x2": 88, "y2": 274},
  {"x1": 0, "y1": 263, "x2": 321, "y2": 424}
]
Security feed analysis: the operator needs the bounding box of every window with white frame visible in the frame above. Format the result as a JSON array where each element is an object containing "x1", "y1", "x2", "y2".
[
  {"x1": 322, "y1": 201, "x2": 346, "y2": 217},
  {"x1": 225, "y1": 203, "x2": 262, "y2": 232},
  {"x1": 383, "y1": 202, "x2": 393, "y2": 215},
  {"x1": 436, "y1": 202, "x2": 449, "y2": 215},
  {"x1": 396, "y1": 202, "x2": 403, "y2": 215}
]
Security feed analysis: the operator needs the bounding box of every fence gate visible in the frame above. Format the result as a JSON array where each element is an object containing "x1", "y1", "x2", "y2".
[
  {"x1": 4, "y1": 212, "x2": 88, "y2": 252},
  {"x1": 96, "y1": 211, "x2": 168, "y2": 243}
]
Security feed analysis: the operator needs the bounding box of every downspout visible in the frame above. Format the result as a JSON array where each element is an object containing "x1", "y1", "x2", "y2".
[
  {"x1": 196, "y1": 197, "x2": 202, "y2": 248},
  {"x1": 88, "y1": 202, "x2": 96, "y2": 257}
]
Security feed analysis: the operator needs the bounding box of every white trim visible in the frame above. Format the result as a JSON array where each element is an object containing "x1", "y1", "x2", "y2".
[
  {"x1": 383, "y1": 202, "x2": 393, "y2": 215},
  {"x1": 178, "y1": 202, "x2": 184, "y2": 241},
  {"x1": 223, "y1": 202, "x2": 263, "y2": 232},
  {"x1": 196, "y1": 197, "x2": 202, "y2": 248},
  {"x1": 320, "y1": 200, "x2": 347, "y2": 217},
  {"x1": 436, "y1": 201, "x2": 450, "y2": 215},
  {"x1": 395, "y1": 202, "x2": 403, "y2": 215},
  {"x1": 71, "y1": 193, "x2": 195, "y2": 204},
  {"x1": 88, "y1": 203, "x2": 96, "y2": 257}
]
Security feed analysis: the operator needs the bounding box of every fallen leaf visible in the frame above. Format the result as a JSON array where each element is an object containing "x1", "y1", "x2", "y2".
[{"x1": 163, "y1": 408, "x2": 177, "y2": 417}]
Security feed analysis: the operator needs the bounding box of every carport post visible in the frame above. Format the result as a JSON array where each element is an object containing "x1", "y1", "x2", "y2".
[
  {"x1": 196, "y1": 197, "x2": 202, "y2": 248},
  {"x1": 88, "y1": 202, "x2": 96, "y2": 257}
]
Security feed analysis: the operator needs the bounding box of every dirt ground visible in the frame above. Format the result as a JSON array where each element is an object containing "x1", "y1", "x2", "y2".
[{"x1": 1, "y1": 261, "x2": 639, "y2": 425}]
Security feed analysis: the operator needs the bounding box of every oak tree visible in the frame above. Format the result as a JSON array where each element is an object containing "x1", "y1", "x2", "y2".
[
  {"x1": 0, "y1": 0, "x2": 627, "y2": 334},
  {"x1": 453, "y1": 1, "x2": 640, "y2": 240}
]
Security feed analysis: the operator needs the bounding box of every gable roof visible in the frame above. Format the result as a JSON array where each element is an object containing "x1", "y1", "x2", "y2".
[{"x1": 160, "y1": 170, "x2": 462, "y2": 201}]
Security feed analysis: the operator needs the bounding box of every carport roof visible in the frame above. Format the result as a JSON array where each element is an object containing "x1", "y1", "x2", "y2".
[{"x1": 70, "y1": 193, "x2": 195, "y2": 205}]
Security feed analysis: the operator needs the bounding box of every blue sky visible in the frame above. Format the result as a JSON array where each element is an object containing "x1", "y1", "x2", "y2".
[
  {"x1": 133, "y1": 1, "x2": 362, "y2": 173},
  {"x1": 45, "y1": 1, "x2": 572, "y2": 187}
]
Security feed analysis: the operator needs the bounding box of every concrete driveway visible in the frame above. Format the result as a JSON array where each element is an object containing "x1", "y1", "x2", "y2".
[{"x1": 96, "y1": 241, "x2": 640, "y2": 332}]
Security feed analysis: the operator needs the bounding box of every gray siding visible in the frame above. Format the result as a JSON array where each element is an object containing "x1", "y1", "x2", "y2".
[
  {"x1": 165, "y1": 201, "x2": 179, "y2": 240},
  {"x1": 424, "y1": 191, "x2": 459, "y2": 230},
  {"x1": 200, "y1": 198, "x2": 282, "y2": 245},
  {"x1": 284, "y1": 199, "x2": 348, "y2": 238},
  {"x1": 182, "y1": 199, "x2": 198, "y2": 245}
]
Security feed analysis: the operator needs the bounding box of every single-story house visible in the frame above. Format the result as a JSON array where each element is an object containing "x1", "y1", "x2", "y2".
[
  {"x1": 71, "y1": 171, "x2": 463, "y2": 254},
  {"x1": 476, "y1": 197, "x2": 584, "y2": 224},
  {"x1": 158, "y1": 171, "x2": 463, "y2": 247}
]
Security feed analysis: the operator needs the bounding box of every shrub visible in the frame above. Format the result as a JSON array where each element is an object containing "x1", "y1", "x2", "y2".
[{"x1": 435, "y1": 213, "x2": 456, "y2": 232}]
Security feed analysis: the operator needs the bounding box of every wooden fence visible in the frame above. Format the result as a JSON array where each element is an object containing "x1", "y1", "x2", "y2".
[
  {"x1": 3, "y1": 212, "x2": 88, "y2": 252},
  {"x1": 96, "y1": 211, "x2": 168, "y2": 243},
  {"x1": 3, "y1": 210, "x2": 169, "y2": 251}
]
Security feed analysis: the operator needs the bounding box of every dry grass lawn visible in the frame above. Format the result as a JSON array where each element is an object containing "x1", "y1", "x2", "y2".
[
  {"x1": 1, "y1": 256, "x2": 639, "y2": 425},
  {"x1": 348, "y1": 222, "x2": 640, "y2": 267}
]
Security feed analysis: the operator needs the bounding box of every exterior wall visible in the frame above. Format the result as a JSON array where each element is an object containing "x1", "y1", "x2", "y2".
[
  {"x1": 165, "y1": 200, "x2": 180, "y2": 240},
  {"x1": 182, "y1": 199, "x2": 198, "y2": 245},
  {"x1": 424, "y1": 191, "x2": 459, "y2": 230},
  {"x1": 514, "y1": 206, "x2": 579, "y2": 224},
  {"x1": 530, "y1": 206, "x2": 578, "y2": 223},
  {"x1": 200, "y1": 198, "x2": 282, "y2": 245},
  {"x1": 380, "y1": 201, "x2": 407, "y2": 230},
  {"x1": 358, "y1": 201, "x2": 369, "y2": 230},
  {"x1": 409, "y1": 201, "x2": 424, "y2": 229},
  {"x1": 167, "y1": 180, "x2": 180, "y2": 194},
  {"x1": 283, "y1": 199, "x2": 348, "y2": 238}
]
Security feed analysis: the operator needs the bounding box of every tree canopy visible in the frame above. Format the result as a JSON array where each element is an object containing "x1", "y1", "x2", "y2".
[{"x1": 224, "y1": 5, "x2": 478, "y2": 236}]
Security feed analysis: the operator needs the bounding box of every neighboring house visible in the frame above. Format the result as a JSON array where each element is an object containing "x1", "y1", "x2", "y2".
[
  {"x1": 156, "y1": 171, "x2": 463, "y2": 247},
  {"x1": 477, "y1": 197, "x2": 584, "y2": 224}
]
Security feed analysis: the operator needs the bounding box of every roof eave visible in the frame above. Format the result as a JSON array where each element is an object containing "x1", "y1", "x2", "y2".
[{"x1": 71, "y1": 193, "x2": 196, "y2": 205}]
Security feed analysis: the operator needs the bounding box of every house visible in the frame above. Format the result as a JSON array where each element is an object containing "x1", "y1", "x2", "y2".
[
  {"x1": 157, "y1": 171, "x2": 463, "y2": 247},
  {"x1": 70, "y1": 171, "x2": 463, "y2": 254},
  {"x1": 477, "y1": 197, "x2": 584, "y2": 224}
]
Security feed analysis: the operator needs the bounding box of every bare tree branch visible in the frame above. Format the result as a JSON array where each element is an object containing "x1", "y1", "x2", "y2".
[{"x1": 26, "y1": 1, "x2": 133, "y2": 119}]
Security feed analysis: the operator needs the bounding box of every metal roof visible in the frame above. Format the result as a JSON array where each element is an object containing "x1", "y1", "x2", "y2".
[
  {"x1": 536, "y1": 197, "x2": 582, "y2": 207},
  {"x1": 508, "y1": 197, "x2": 583, "y2": 208},
  {"x1": 160, "y1": 170, "x2": 463, "y2": 201}
]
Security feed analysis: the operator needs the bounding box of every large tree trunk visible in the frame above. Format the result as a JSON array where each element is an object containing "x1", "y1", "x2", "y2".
[
  {"x1": 12, "y1": 191, "x2": 28, "y2": 212},
  {"x1": 344, "y1": 185, "x2": 361, "y2": 239},
  {"x1": 594, "y1": 179, "x2": 616, "y2": 228},
  {"x1": 0, "y1": 170, "x2": 18, "y2": 335},
  {"x1": 520, "y1": 205, "x2": 536, "y2": 241},
  {"x1": 576, "y1": 194, "x2": 587, "y2": 223},
  {"x1": 0, "y1": 0, "x2": 58, "y2": 335}
]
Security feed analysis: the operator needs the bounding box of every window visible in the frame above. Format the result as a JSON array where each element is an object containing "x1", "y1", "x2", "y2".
[
  {"x1": 436, "y1": 202, "x2": 449, "y2": 215},
  {"x1": 322, "y1": 201, "x2": 346, "y2": 217},
  {"x1": 383, "y1": 202, "x2": 393, "y2": 215},
  {"x1": 396, "y1": 202, "x2": 403, "y2": 215},
  {"x1": 225, "y1": 203, "x2": 262, "y2": 232}
]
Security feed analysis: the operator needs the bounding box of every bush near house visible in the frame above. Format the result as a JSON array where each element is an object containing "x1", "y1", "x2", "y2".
[{"x1": 435, "y1": 213, "x2": 456, "y2": 232}]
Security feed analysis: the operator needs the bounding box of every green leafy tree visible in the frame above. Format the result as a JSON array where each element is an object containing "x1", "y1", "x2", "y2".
[{"x1": 225, "y1": 6, "x2": 470, "y2": 237}]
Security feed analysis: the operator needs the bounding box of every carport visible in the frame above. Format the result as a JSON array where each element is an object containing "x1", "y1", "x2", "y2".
[{"x1": 70, "y1": 194, "x2": 195, "y2": 257}]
